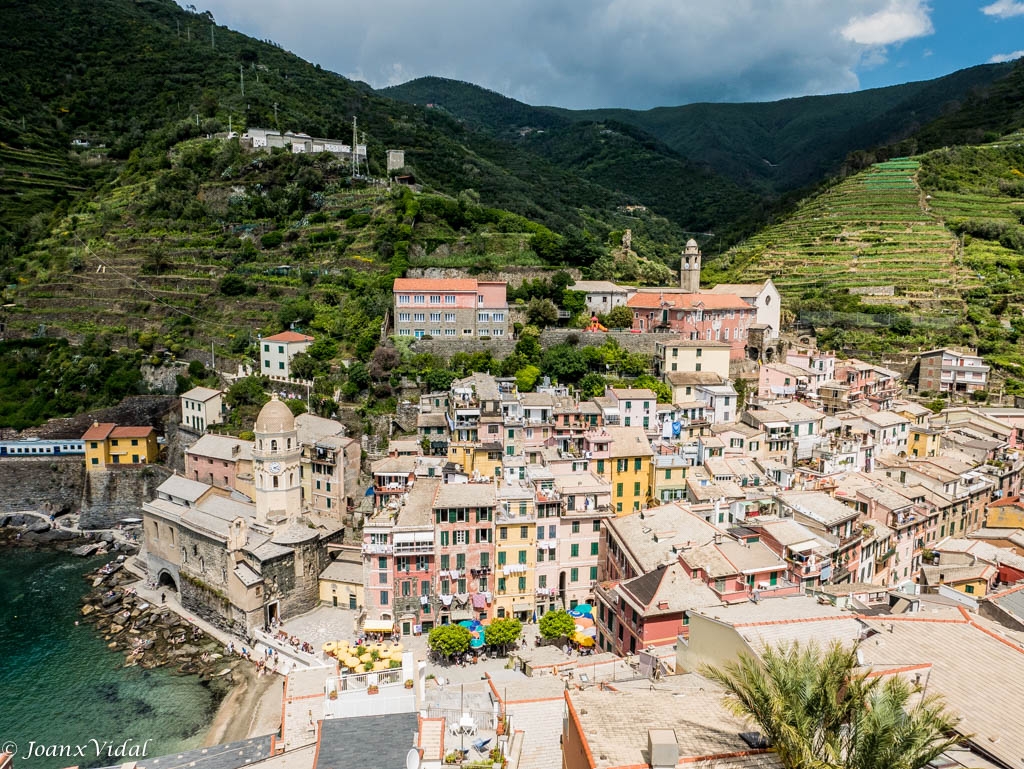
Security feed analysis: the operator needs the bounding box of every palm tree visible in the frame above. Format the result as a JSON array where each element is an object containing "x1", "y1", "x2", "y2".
[{"x1": 703, "y1": 641, "x2": 962, "y2": 769}]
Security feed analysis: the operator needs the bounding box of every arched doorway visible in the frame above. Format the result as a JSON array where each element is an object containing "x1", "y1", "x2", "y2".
[{"x1": 158, "y1": 570, "x2": 178, "y2": 592}]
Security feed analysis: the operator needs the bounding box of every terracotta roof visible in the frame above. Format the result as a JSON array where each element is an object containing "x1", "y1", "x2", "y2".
[
  {"x1": 82, "y1": 422, "x2": 116, "y2": 440},
  {"x1": 262, "y1": 331, "x2": 314, "y2": 343},
  {"x1": 81, "y1": 423, "x2": 154, "y2": 440},
  {"x1": 628, "y1": 291, "x2": 752, "y2": 311},
  {"x1": 393, "y1": 278, "x2": 480, "y2": 291},
  {"x1": 110, "y1": 426, "x2": 155, "y2": 438}
]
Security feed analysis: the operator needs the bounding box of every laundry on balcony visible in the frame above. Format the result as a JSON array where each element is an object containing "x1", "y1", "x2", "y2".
[
  {"x1": 439, "y1": 594, "x2": 454, "y2": 607},
  {"x1": 420, "y1": 595, "x2": 430, "y2": 606},
  {"x1": 471, "y1": 593, "x2": 487, "y2": 609},
  {"x1": 455, "y1": 593, "x2": 470, "y2": 606}
]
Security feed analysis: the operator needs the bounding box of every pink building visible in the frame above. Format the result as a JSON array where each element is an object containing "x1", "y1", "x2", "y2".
[
  {"x1": 393, "y1": 278, "x2": 509, "y2": 339},
  {"x1": 626, "y1": 291, "x2": 756, "y2": 360},
  {"x1": 431, "y1": 482, "x2": 497, "y2": 623},
  {"x1": 184, "y1": 434, "x2": 253, "y2": 494}
]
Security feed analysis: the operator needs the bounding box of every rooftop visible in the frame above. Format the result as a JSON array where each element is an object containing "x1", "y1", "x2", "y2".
[
  {"x1": 567, "y1": 679, "x2": 782, "y2": 769},
  {"x1": 314, "y1": 713, "x2": 419, "y2": 769},
  {"x1": 181, "y1": 386, "x2": 223, "y2": 402},
  {"x1": 186, "y1": 433, "x2": 253, "y2": 463},
  {"x1": 263, "y1": 331, "x2": 314, "y2": 343}
]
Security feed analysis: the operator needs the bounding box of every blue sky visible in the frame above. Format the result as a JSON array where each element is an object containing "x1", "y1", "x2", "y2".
[
  {"x1": 856, "y1": 1, "x2": 1024, "y2": 91},
  {"x1": 192, "y1": 0, "x2": 1024, "y2": 109}
]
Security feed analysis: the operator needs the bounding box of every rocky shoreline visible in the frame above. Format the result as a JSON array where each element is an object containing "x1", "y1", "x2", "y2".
[{"x1": 1, "y1": 518, "x2": 246, "y2": 712}]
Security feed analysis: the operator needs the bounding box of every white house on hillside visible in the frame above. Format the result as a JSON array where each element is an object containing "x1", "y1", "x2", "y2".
[
  {"x1": 181, "y1": 387, "x2": 224, "y2": 432},
  {"x1": 261, "y1": 331, "x2": 314, "y2": 380},
  {"x1": 703, "y1": 279, "x2": 781, "y2": 339}
]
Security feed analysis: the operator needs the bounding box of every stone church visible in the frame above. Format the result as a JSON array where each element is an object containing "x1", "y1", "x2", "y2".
[{"x1": 142, "y1": 396, "x2": 344, "y2": 635}]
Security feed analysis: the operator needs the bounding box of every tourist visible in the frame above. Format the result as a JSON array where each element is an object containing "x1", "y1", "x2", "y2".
[{"x1": 161, "y1": 592, "x2": 166, "y2": 604}]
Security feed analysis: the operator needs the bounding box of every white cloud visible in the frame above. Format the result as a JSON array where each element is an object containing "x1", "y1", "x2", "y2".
[
  {"x1": 989, "y1": 49, "x2": 1024, "y2": 62},
  {"x1": 841, "y1": 0, "x2": 934, "y2": 45},
  {"x1": 191, "y1": 1, "x2": 938, "y2": 109},
  {"x1": 982, "y1": 0, "x2": 1024, "y2": 18}
]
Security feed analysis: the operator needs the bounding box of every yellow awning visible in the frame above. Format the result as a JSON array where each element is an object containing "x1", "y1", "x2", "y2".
[{"x1": 363, "y1": 619, "x2": 394, "y2": 633}]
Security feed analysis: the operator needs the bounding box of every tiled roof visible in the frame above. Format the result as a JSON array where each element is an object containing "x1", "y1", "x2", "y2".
[
  {"x1": 82, "y1": 422, "x2": 116, "y2": 440},
  {"x1": 263, "y1": 331, "x2": 314, "y2": 342},
  {"x1": 315, "y1": 713, "x2": 419, "y2": 769},
  {"x1": 393, "y1": 278, "x2": 479, "y2": 291},
  {"x1": 628, "y1": 291, "x2": 753, "y2": 310},
  {"x1": 181, "y1": 386, "x2": 222, "y2": 402}
]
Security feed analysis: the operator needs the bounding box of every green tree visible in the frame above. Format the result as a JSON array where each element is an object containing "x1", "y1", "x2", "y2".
[
  {"x1": 561, "y1": 290, "x2": 587, "y2": 316},
  {"x1": 704, "y1": 641, "x2": 961, "y2": 769},
  {"x1": 526, "y1": 297, "x2": 559, "y2": 328},
  {"x1": 428, "y1": 624, "x2": 472, "y2": 659},
  {"x1": 484, "y1": 617, "x2": 522, "y2": 655},
  {"x1": 515, "y1": 332, "x2": 542, "y2": 363},
  {"x1": 515, "y1": 365, "x2": 541, "y2": 392},
  {"x1": 605, "y1": 305, "x2": 634, "y2": 329},
  {"x1": 226, "y1": 376, "x2": 268, "y2": 408},
  {"x1": 633, "y1": 374, "x2": 671, "y2": 403},
  {"x1": 578, "y1": 372, "x2": 607, "y2": 399},
  {"x1": 539, "y1": 610, "x2": 576, "y2": 641}
]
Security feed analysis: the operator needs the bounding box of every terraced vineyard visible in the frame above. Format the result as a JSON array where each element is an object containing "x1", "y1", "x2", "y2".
[
  {"x1": 0, "y1": 140, "x2": 91, "y2": 231},
  {"x1": 727, "y1": 159, "x2": 969, "y2": 311},
  {"x1": 2, "y1": 136, "x2": 559, "y2": 360}
]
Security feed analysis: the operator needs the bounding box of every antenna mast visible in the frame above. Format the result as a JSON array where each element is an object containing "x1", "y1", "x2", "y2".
[{"x1": 351, "y1": 116, "x2": 359, "y2": 176}]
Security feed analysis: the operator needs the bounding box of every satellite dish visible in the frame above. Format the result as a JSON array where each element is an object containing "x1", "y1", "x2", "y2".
[{"x1": 405, "y1": 748, "x2": 422, "y2": 769}]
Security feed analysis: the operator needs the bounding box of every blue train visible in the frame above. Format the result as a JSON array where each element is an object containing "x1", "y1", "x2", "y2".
[{"x1": 0, "y1": 438, "x2": 85, "y2": 457}]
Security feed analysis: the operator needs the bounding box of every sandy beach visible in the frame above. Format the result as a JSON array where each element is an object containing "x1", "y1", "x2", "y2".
[{"x1": 202, "y1": 665, "x2": 284, "y2": 746}]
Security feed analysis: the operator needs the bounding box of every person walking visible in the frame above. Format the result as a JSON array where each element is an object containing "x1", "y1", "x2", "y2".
[{"x1": 161, "y1": 592, "x2": 166, "y2": 604}]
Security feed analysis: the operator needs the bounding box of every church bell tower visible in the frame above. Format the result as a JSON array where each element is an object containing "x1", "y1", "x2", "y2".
[{"x1": 680, "y1": 238, "x2": 702, "y2": 293}]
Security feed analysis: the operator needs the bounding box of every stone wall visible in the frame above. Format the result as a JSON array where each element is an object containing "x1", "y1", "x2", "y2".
[
  {"x1": 80, "y1": 465, "x2": 173, "y2": 529},
  {"x1": 406, "y1": 266, "x2": 581, "y2": 288},
  {"x1": 0, "y1": 457, "x2": 85, "y2": 515},
  {"x1": 180, "y1": 574, "x2": 252, "y2": 638}
]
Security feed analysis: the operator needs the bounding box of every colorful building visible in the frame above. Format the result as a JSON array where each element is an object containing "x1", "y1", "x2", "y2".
[
  {"x1": 393, "y1": 278, "x2": 509, "y2": 339},
  {"x1": 83, "y1": 422, "x2": 159, "y2": 469}
]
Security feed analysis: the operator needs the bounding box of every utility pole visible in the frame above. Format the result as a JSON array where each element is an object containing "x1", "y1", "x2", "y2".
[
  {"x1": 273, "y1": 102, "x2": 279, "y2": 126},
  {"x1": 210, "y1": 25, "x2": 215, "y2": 49},
  {"x1": 211, "y1": 341, "x2": 215, "y2": 371},
  {"x1": 240, "y1": 65, "x2": 245, "y2": 97},
  {"x1": 351, "y1": 116, "x2": 358, "y2": 176},
  {"x1": 187, "y1": 24, "x2": 191, "y2": 42}
]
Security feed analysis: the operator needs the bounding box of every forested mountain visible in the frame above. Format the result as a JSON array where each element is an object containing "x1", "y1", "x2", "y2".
[{"x1": 384, "y1": 63, "x2": 1018, "y2": 196}]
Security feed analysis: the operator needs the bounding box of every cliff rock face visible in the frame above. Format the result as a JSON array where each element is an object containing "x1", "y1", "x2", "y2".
[
  {"x1": 79, "y1": 465, "x2": 173, "y2": 529},
  {"x1": 0, "y1": 457, "x2": 85, "y2": 514}
]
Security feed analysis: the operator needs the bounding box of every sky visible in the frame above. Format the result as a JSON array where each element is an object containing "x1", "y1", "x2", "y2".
[{"x1": 192, "y1": 0, "x2": 1024, "y2": 110}]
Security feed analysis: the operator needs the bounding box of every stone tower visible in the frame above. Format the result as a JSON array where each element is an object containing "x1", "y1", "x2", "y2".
[
  {"x1": 253, "y1": 395, "x2": 302, "y2": 524},
  {"x1": 680, "y1": 238, "x2": 701, "y2": 293}
]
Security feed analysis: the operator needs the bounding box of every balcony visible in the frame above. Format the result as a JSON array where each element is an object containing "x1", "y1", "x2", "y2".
[
  {"x1": 393, "y1": 542, "x2": 434, "y2": 555},
  {"x1": 362, "y1": 543, "x2": 393, "y2": 555}
]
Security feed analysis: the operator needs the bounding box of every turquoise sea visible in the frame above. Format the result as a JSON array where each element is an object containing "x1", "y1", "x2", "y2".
[{"x1": 0, "y1": 549, "x2": 217, "y2": 769}]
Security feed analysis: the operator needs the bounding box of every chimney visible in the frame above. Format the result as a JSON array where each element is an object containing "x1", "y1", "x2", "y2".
[{"x1": 648, "y1": 730, "x2": 679, "y2": 769}]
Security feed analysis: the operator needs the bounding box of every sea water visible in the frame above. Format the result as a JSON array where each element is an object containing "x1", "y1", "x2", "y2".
[{"x1": 0, "y1": 549, "x2": 217, "y2": 769}]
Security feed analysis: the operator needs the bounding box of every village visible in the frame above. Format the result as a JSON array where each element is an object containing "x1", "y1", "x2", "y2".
[{"x1": 5, "y1": 240, "x2": 1020, "y2": 769}]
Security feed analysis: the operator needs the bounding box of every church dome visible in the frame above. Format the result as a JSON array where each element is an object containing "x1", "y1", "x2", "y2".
[{"x1": 255, "y1": 395, "x2": 295, "y2": 434}]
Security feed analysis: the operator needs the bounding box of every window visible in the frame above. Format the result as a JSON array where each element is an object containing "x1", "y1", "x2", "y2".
[
  {"x1": 499, "y1": 527, "x2": 508, "y2": 541},
  {"x1": 398, "y1": 312, "x2": 410, "y2": 322},
  {"x1": 445, "y1": 295, "x2": 456, "y2": 304},
  {"x1": 445, "y1": 312, "x2": 456, "y2": 322},
  {"x1": 380, "y1": 591, "x2": 389, "y2": 606},
  {"x1": 616, "y1": 482, "x2": 623, "y2": 498},
  {"x1": 589, "y1": 566, "x2": 598, "y2": 581},
  {"x1": 379, "y1": 572, "x2": 388, "y2": 584},
  {"x1": 633, "y1": 481, "x2": 640, "y2": 497},
  {"x1": 445, "y1": 329, "x2": 456, "y2": 336},
  {"x1": 572, "y1": 521, "x2": 580, "y2": 534},
  {"x1": 277, "y1": 345, "x2": 284, "y2": 354},
  {"x1": 518, "y1": 550, "x2": 527, "y2": 564},
  {"x1": 478, "y1": 312, "x2": 490, "y2": 322},
  {"x1": 498, "y1": 551, "x2": 506, "y2": 566},
  {"x1": 696, "y1": 348, "x2": 702, "y2": 357},
  {"x1": 430, "y1": 312, "x2": 441, "y2": 322},
  {"x1": 570, "y1": 568, "x2": 579, "y2": 583},
  {"x1": 414, "y1": 295, "x2": 424, "y2": 304},
  {"x1": 571, "y1": 544, "x2": 579, "y2": 557},
  {"x1": 413, "y1": 312, "x2": 425, "y2": 322},
  {"x1": 597, "y1": 459, "x2": 605, "y2": 474},
  {"x1": 591, "y1": 542, "x2": 599, "y2": 556},
  {"x1": 593, "y1": 521, "x2": 601, "y2": 532},
  {"x1": 278, "y1": 361, "x2": 285, "y2": 370},
  {"x1": 634, "y1": 458, "x2": 642, "y2": 471},
  {"x1": 456, "y1": 553, "x2": 466, "y2": 570},
  {"x1": 538, "y1": 575, "x2": 547, "y2": 588},
  {"x1": 430, "y1": 295, "x2": 441, "y2": 304},
  {"x1": 520, "y1": 525, "x2": 528, "y2": 538},
  {"x1": 398, "y1": 295, "x2": 410, "y2": 304}
]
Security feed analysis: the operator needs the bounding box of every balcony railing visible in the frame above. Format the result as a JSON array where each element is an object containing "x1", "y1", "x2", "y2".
[
  {"x1": 362, "y1": 543, "x2": 393, "y2": 555},
  {"x1": 393, "y1": 542, "x2": 433, "y2": 555}
]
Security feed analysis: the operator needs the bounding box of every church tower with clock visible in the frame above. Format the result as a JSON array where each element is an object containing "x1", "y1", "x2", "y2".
[{"x1": 253, "y1": 395, "x2": 302, "y2": 524}]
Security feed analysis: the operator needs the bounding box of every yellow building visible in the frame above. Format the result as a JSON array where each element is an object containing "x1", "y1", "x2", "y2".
[
  {"x1": 655, "y1": 340, "x2": 731, "y2": 380},
  {"x1": 319, "y1": 555, "x2": 365, "y2": 609},
  {"x1": 908, "y1": 426, "x2": 942, "y2": 458},
  {"x1": 920, "y1": 563, "x2": 996, "y2": 597},
  {"x1": 83, "y1": 422, "x2": 159, "y2": 469},
  {"x1": 495, "y1": 487, "x2": 536, "y2": 622},
  {"x1": 448, "y1": 441, "x2": 504, "y2": 480},
  {"x1": 598, "y1": 426, "x2": 654, "y2": 515},
  {"x1": 649, "y1": 454, "x2": 689, "y2": 505}
]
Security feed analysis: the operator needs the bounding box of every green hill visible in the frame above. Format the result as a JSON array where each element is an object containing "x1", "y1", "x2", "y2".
[
  {"x1": 721, "y1": 135, "x2": 1024, "y2": 380},
  {"x1": 384, "y1": 64, "x2": 1016, "y2": 198}
]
